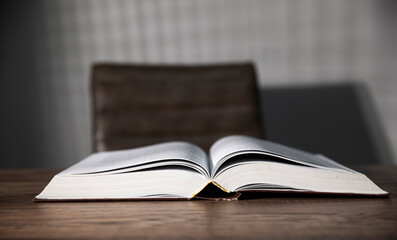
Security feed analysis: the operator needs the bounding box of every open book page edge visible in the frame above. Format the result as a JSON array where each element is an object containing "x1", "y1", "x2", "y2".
[
  {"x1": 59, "y1": 141, "x2": 210, "y2": 177},
  {"x1": 33, "y1": 197, "x2": 192, "y2": 202},
  {"x1": 210, "y1": 135, "x2": 355, "y2": 176},
  {"x1": 60, "y1": 161, "x2": 210, "y2": 178},
  {"x1": 211, "y1": 150, "x2": 355, "y2": 178},
  {"x1": 33, "y1": 188, "x2": 391, "y2": 202},
  {"x1": 235, "y1": 189, "x2": 391, "y2": 198}
]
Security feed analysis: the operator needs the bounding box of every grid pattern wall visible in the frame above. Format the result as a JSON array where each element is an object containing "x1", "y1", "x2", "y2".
[{"x1": 1, "y1": 0, "x2": 396, "y2": 167}]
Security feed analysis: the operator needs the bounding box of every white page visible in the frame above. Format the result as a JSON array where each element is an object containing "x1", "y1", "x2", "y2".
[
  {"x1": 60, "y1": 142, "x2": 209, "y2": 176},
  {"x1": 210, "y1": 135, "x2": 354, "y2": 175}
]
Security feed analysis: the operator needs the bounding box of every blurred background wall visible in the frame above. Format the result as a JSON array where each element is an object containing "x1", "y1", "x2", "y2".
[{"x1": 1, "y1": 0, "x2": 396, "y2": 167}]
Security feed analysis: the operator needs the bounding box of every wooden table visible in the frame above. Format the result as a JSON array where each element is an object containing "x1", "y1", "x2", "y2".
[{"x1": 0, "y1": 166, "x2": 396, "y2": 239}]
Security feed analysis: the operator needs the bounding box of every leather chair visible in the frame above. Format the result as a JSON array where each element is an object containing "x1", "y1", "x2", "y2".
[{"x1": 91, "y1": 63, "x2": 263, "y2": 152}]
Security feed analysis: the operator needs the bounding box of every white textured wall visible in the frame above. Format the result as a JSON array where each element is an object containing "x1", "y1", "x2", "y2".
[{"x1": 3, "y1": 0, "x2": 396, "y2": 167}]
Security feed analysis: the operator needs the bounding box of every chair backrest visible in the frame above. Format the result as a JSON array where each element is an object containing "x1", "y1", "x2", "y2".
[
  {"x1": 260, "y1": 82, "x2": 394, "y2": 165},
  {"x1": 91, "y1": 63, "x2": 263, "y2": 152}
]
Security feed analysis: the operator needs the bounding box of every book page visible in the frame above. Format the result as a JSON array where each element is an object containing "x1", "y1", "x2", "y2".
[
  {"x1": 209, "y1": 135, "x2": 354, "y2": 176},
  {"x1": 60, "y1": 142, "x2": 210, "y2": 177}
]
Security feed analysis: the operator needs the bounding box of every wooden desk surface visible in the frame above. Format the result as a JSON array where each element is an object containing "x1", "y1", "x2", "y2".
[{"x1": 0, "y1": 166, "x2": 396, "y2": 239}]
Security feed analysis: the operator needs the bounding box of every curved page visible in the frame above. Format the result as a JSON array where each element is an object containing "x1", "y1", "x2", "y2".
[
  {"x1": 210, "y1": 135, "x2": 354, "y2": 177},
  {"x1": 61, "y1": 142, "x2": 210, "y2": 177}
]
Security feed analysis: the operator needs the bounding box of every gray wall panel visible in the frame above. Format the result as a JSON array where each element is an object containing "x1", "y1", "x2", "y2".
[{"x1": 1, "y1": 0, "x2": 396, "y2": 167}]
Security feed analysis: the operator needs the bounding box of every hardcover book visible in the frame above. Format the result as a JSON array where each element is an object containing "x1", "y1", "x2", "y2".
[{"x1": 35, "y1": 135, "x2": 389, "y2": 201}]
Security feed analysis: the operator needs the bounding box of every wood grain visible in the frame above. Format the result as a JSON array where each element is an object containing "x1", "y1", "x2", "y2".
[{"x1": 0, "y1": 166, "x2": 396, "y2": 239}]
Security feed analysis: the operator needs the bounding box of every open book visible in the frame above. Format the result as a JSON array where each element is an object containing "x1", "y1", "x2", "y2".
[{"x1": 35, "y1": 135, "x2": 389, "y2": 201}]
